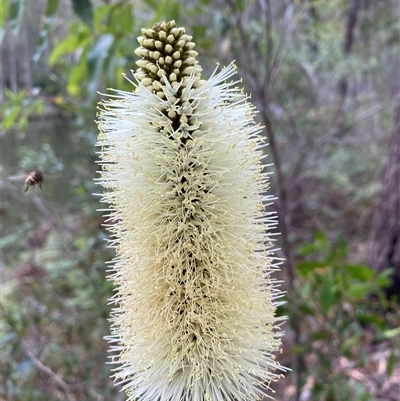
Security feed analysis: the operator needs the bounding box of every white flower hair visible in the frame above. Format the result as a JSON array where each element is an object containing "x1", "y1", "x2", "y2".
[{"x1": 97, "y1": 20, "x2": 286, "y2": 401}]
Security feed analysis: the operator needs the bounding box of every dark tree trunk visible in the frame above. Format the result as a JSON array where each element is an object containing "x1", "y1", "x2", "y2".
[
  {"x1": 368, "y1": 97, "x2": 400, "y2": 298},
  {"x1": 335, "y1": 0, "x2": 360, "y2": 120}
]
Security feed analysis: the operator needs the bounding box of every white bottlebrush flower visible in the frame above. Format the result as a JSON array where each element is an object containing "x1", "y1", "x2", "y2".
[{"x1": 97, "y1": 20, "x2": 286, "y2": 401}]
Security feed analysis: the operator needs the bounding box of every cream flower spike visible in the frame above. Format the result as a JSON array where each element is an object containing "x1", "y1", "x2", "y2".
[{"x1": 97, "y1": 20, "x2": 286, "y2": 401}]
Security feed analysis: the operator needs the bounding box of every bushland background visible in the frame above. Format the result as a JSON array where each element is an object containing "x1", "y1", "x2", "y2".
[{"x1": 1, "y1": 1, "x2": 399, "y2": 400}]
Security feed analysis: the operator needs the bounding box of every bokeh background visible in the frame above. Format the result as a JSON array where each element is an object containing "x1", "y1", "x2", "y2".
[{"x1": 1, "y1": 1, "x2": 399, "y2": 400}]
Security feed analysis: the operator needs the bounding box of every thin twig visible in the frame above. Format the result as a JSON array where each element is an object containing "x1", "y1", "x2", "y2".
[{"x1": 21, "y1": 341, "x2": 77, "y2": 401}]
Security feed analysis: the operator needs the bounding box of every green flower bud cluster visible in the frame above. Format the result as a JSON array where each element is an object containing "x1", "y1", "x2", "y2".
[{"x1": 134, "y1": 20, "x2": 205, "y2": 98}]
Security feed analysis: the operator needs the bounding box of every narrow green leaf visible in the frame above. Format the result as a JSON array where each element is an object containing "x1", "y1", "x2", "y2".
[
  {"x1": 153, "y1": 0, "x2": 169, "y2": 24},
  {"x1": 68, "y1": 47, "x2": 89, "y2": 96},
  {"x1": 356, "y1": 312, "x2": 384, "y2": 328},
  {"x1": 359, "y1": 347, "x2": 368, "y2": 367},
  {"x1": 169, "y1": 2, "x2": 180, "y2": 21},
  {"x1": 235, "y1": 0, "x2": 244, "y2": 12},
  {"x1": 347, "y1": 282, "x2": 373, "y2": 299},
  {"x1": 119, "y1": 5, "x2": 133, "y2": 34},
  {"x1": 49, "y1": 24, "x2": 90, "y2": 65},
  {"x1": 336, "y1": 234, "x2": 347, "y2": 253},
  {"x1": 311, "y1": 330, "x2": 330, "y2": 341},
  {"x1": 377, "y1": 268, "x2": 394, "y2": 288},
  {"x1": 152, "y1": 0, "x2": 179, "y2": 24},
  {"x1": 192, "y1": 25, "x2": 207, "y2": 42},
  {"x1": 382, "y1": 327, "x2": 400, "y2": 339},
  {"x1": 143, "y1": 0, "x2": 158, "y2": 9},
  {"x1": 291, "y1": 345, "x2": 308, "y2": 354},
  {"x1": 315, "y1": 230, "x2": 326, "y2": 243},
  {"x1": 0, "y1": 0, "x2": 10, "y2": 28},
  {"x1": 298, "y1": 304, "x2": 315, "y2": 315},
  {"x1": 296, "y1": 261, "x2": 325, "y2": 276},
  {"x1": 341, "y1": 336, "x2": 359, "y2": 353},
  {"x1": 346, "y1": 264, "x2": 374, "y2": 281},
  {"x1": 108, "y1": 4, "x2": 123, "y2": 33},
  {"x1": 386, "y1": 352, "x2": 396, "y2": 377},
  {"x1": 320, "y1": 277, "x2": 335, "y2": 314},
  {"x1": 45, "y1": 0, "x2": 60, "y2": 16},
  {"x1": 94, "y1": 4, "x2": 113, "y2": 30},
  {"x1": 298, "y1": 243, "x2": 319, "y2": 255},
  {"x1": 3, "y1": 104, "x2": 21, "y2": 130},
  {"x1": 49, "y1": 35, "x2": 78, "y2": 65},
  {"x1": 71, "y1": 0, "x2": 93, "y2": 28}
]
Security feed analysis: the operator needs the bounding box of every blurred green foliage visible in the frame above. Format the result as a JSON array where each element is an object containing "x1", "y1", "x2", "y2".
[
  {"x1": 1, "y1": 219, "x2": 116, "y2": 400},
  {"x1": 1, "y1": 89, "x2": 44, "y2": 132},
  {"x1": 279, "y1": 232, "x2": 399, "y2": 400}
]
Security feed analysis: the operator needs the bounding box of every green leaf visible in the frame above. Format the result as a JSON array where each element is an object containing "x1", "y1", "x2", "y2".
[
  {"x1": 359, "y1": 346, "x2": 367, "y2": 367},
  {"x1": 377, "y1": 268, "x2": 394, "y2": 288},
  {"x1": 387, "y1": 352, "x2": 396, "y2": 377},
  {"x1": 192, "y1": 25, "x2": 207, "y2": 37},
  {"x1": 298, "y1": 303, "x2": 315, "y2": 315},
  {"x1": 382, "y1": 327, "x2": 400, "y2": 339},
  {"x1": 49, "y1": 24, "x2": 90, "y2": 65},
  {"x1": 50, "y1": 36, "x2": 78, "y2": 65},
  {"x1": 291, "y1": 344, "x2": 308, "y2": 354},
  {"x1": 71, "y1": 0, "x2": 93, "y2": 28},
  {"x1": 341, "y1": 336, "x2": 360, "y2": 353},
  {"x1": 315, "y1": 230, "x2": 326, "y2": 243},
  {"x1": 347, "y1": 282, "x2": 373, "y2": 299},
  {"x1": 169, "y1": 2, "x2": 180, "y2": 21},
  {"x1": 299, "y1": 280, "x2": 312, "y2": 298},
  {"x1": 320, "y1": 277, "x2": 335, "y2": 314},
  {"x1": 152, "y1": 0, "x2": 180, "y2": 24},
  {"x1": 0, "y1": 0, "x2": 10, "y2": 30},
  {"x1": 94, "y1": 4, "x2": 112, "y2": 30},
  {"x1": 356, "y1": 312, "x2": 384, "y2": 327},
  {"x1": 336, "y1": 234, "x2": 347, "y2": 253},
  {"x1": 311, "y1": 330, "x2": 330, "y2": 341},
  {"x1": 68, "y1": 47, "x2": 89, "y2": 96},
  {"x1": 119, "y1": 4, "x2": 133, "y2": 34},
  {"x1": 8, "y1": 0, "x2": 26, "y2": 35},
  {"x1": 3, "y1": 103, "x2": 21, "y2": 130},
  {"x1": 143, "y1": 0, "x2": 158, "y2": 9},
  {"x1": 297, "y1": 243, "x2": 318, "y2": 255},
  {"x1": 235, "y1": 0, "x2": 244, "y2": 12},
  {"x1": 45, "y1": 0, "x2": 60, "y2": 16},
  {"x1": 346, "y1": 264, "x2": 374, "y2": 281},
  {"x1": 296, "y1": 261, "x2": 325, "y2": 276},
  {"x1": 0, "y1": 1, "x2": 10, "y2": 23}
]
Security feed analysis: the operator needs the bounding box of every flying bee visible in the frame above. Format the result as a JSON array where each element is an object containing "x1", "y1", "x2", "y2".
[
  {"x1": 25, "y1": 170, "x2": 44, "y2": 192},
  {"x1": 9, "y1": 170, "x2": 60, "y2": 193}
]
